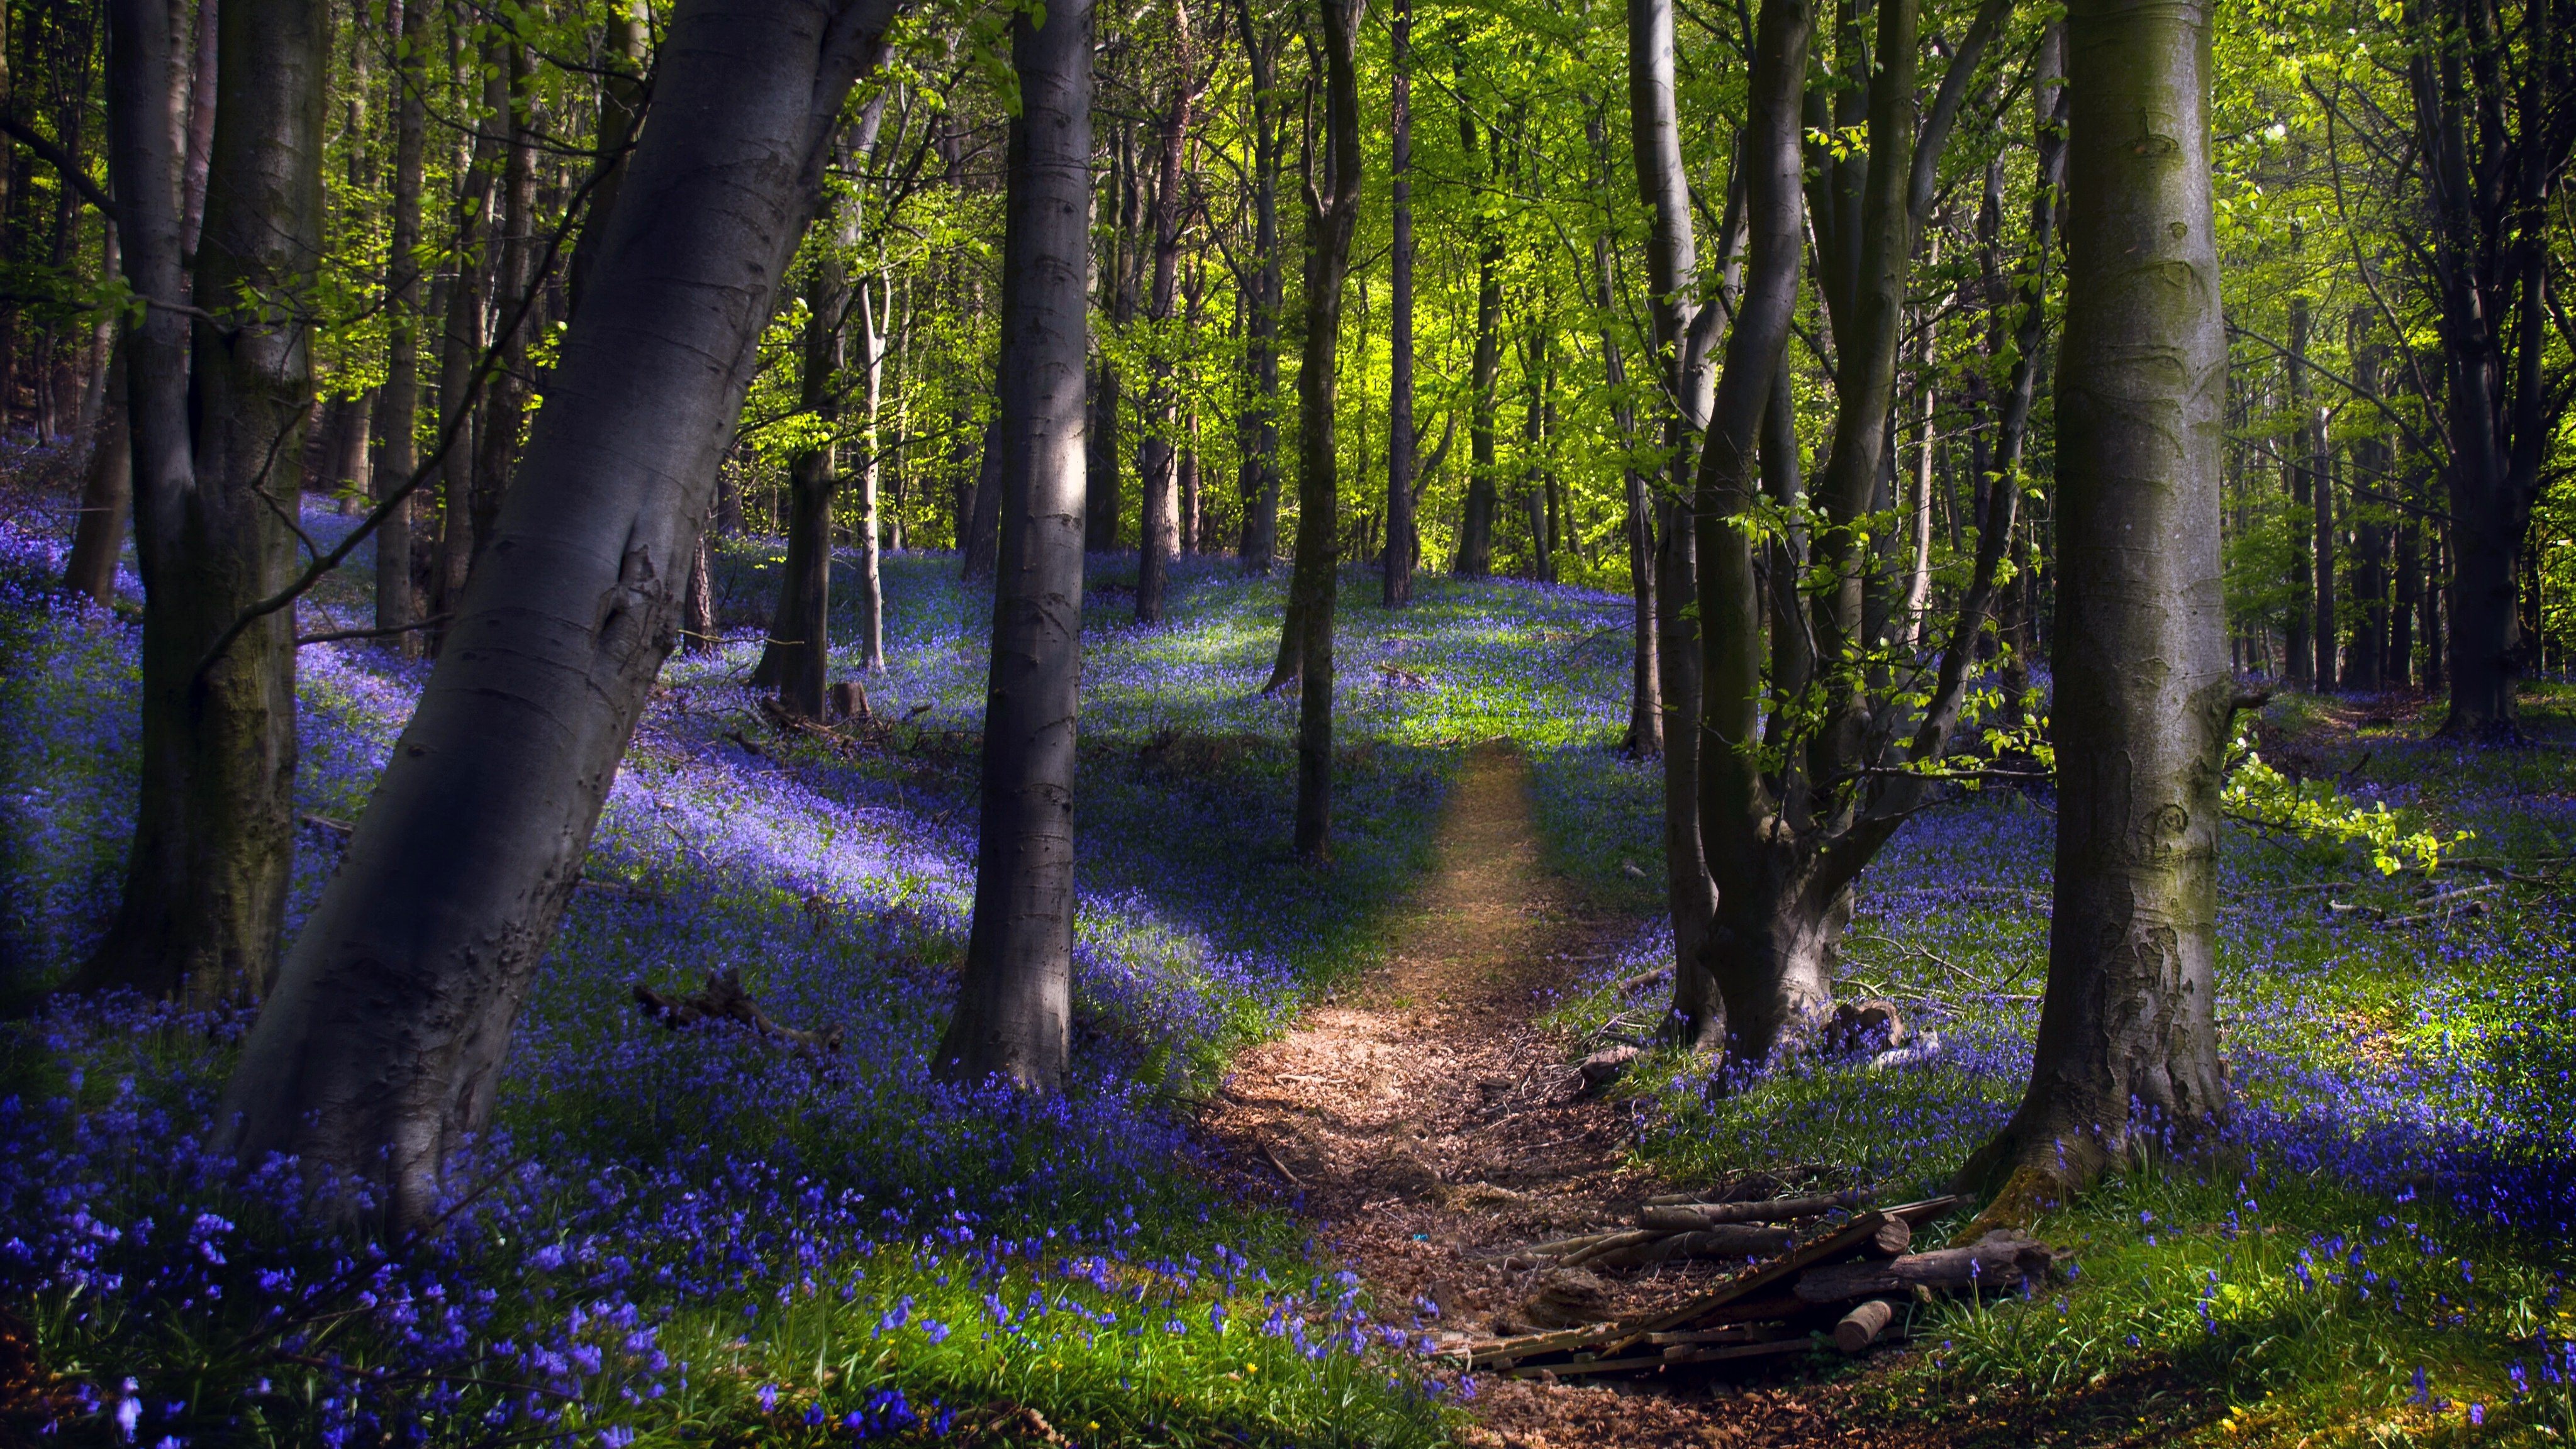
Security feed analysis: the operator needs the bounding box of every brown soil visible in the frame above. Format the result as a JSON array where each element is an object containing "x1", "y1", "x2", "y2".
[{"x1": 1195, "y1": 744, "x2": 2225, "y2": 1449}]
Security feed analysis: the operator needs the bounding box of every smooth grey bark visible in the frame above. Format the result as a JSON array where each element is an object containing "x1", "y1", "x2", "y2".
[
  {"x1": 63, "y1": 333, "x2": 130, "y2": 606},
  {"x1": 1382, "y1": 0, "x2": 1415, "y2": 608},
  {"x1": 1592, "y1": 219, "x2": 1658, "y2": 758},
  {"x1": 1629, "y1": 0, "x2": 1717, "y2": 1040},
  {"x1": 1135, "y1": 16, "x2": 1200, "y2": 626},
  {"x1": 369, "y1": 0, "x2": 428, "y2": 653},
  {"x1": 218, "y1": 0, "x2": 904, "y2": 1222},
  {"x1": 2284, "y1": 278, "x2": 2315, "y2": 686},
  {"x1": 932, "y1": 0, "x2": 1092, "y2": 1090},
  {"x1": 1287, "y1": 0, "x2": 1362, "y2": 863},
  {"x1": 854, "y1": 269, "x2": 888, "y2": 670},
  {"x1": 1086, "y1": 120, "x2": 1135, "y2": 553},
  {"x1": 1454, "y1": 113, "x2": 1501, "y2": 581},
  {"x1": 1687, "y1": 0, "x2": 2012, "y2": 1062},
  {"x1": 74, "y1": 0, "x2": 321, "y2": 1007},
  {"x1": 467, "y1": 43, "x2": 537, "y2": 574},
  {"x1": 961, "y1": 415, "x2": 1005, "y2": 577},
  {"x1": 1961, "y1": 0, "x2": 2231, "y2": 1219},
  {"x1": 429, "y1": 40, "x2": 503, "y2": 630},
  {"x1": 565, "y1": 0, "x2": 649, "y2": 316},
  {"x1": 1231, "y1": 0, "x2": 1283, "y2": 573}
]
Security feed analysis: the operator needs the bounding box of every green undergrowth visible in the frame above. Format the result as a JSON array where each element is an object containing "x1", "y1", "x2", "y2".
[{"x1": 1540, "y1": 689, "x2": 2576, "y2": 1446}]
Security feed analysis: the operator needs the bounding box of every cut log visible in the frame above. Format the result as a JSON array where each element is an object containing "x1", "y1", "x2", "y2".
[
  {"x1": 1864, "y1": 1216, "x2": 1912, "y2": 1258},
  {"x1": 1622, "y1": 1197, "x2": 1960, "y2": 1338},
  {"x1": 1555, "y1": 1228, "x2": 1663, "y2": 1267},
  {"x1": 1834, "y1": 1299, "x2": 1896, "y2": 1353},
  {"x1": 828, "y1": 679, "x2": 871, "y2": 721},
  {"x1": 1637, "y1": 1190, "x2": 1874, "y2": 1228},
  {"x1": 1588, "y1": 1224, "x2": 1796, "y2": 1267},
  {"x1": 1793, "y1": 1231, "x2": 2056, "y2": 1304}
]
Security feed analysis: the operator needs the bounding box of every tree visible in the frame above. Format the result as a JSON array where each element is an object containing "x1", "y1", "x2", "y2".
[
  {"x1": 1285, "y1": 0, "x2": 1361, "y2": 863},
  {"x1": 2409, "y1": 0, "x2": 2576, "y2": 736},
  {"x1": 931, "y1": 0, "x2": 1093, "y2": 1089},
  {"x1": 368, "y1": 0, "x2": 430, "y2": 656},
  {"x1": 1381, "y1": 0, "x2": 1415, "y2": 608},
  {"x1": 73, "y1": 0, "x2": 325, "y2": 1006},
  {"x1": 218, "y1": 0, "x2": 906, "y2": 1224},
  {"x1": 1135, "y1": 1, "x2": 1205, "y2": 626},
  {"x1": 1961, "y1": 0, "x2": 2232, "y2": 1219}
]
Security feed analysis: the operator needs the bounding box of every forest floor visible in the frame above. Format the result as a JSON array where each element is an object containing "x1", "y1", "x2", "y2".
[{"x1": 1202, "y1": 745, "x2": 2232, "y2": 1449}]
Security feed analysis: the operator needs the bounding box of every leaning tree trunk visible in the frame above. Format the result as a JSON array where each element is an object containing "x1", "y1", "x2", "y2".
[
  {"x1": 1286, "y1": 0, "x2": 1362, "y2": 864},
  {"x1": 218, "y1": 0, "x2": 904, "y2": 1224},
  {"x1": 932, "y1": 0, "x2": 1092, "y2": 1090},
  {"x1": 1959, "y1": 0, "x2": 2231, "y2": 1223},
  {"x1": 1382, "y1": 0, "x2": 1415, "y2": 609},
  {"x1": 74, "y1": 0, "x2": 322, "y2": 1007}
]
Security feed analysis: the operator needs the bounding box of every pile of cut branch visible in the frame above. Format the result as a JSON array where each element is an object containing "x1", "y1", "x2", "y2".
[{"x1": 1452, "y1": 1191, "x2": 2060, "y2": 1380}]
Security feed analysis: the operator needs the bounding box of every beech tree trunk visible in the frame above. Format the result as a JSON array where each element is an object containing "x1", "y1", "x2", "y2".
[
  {"x1": 932, "y1": 0, "x2": 1091, "y2": 1090},
  {"x1": 1961, "y1": 0, "x2": 2231, "y2": 1218},
  {"x1": 74, "y1": 0, "x2": 321, "y2": 1007},
  {"x1": 752, "y1": 197, "x2": 850, "y2": 709},
  {"x1": 855, "y1": 269, "x2": 887, "y2": 670},
  {"x1": 430, "y1": 47, "x2": 503, "y2": 630},
  {"x1": 1232, "y1": 0, "x2": 1282, "y2": 574},
  {"x1": 1382, "y1": 0, "x2": 1415, "y2": 608},
  {"x1": 1135, "y1": 21, "x2": 1198, "y2": 626},
  {"x1": 1288, "y1": 0, "x2": 1362, "y2": 863},
  {"x1": 62, "y1": 334, "x2": 130, "y2": 606},
  {"x1": 369, "y1": 0, "x2": 428, "y2": 654},
  {"x1": 2284, "y1": 282, "x2": 2314, "y2": 687},
  {"x1": 961, "y1": 415, "x2": 1005, "y2": 577},
  {"x1": 1629, "y1": 0, "x2": 1717, "y2": 1039},
  {"x1": 1455, "y1": 121, "x2": 1501, "y2": 581},
  {"x1": 218, "y1": 0, "x2": 903, "y2": 1222}
]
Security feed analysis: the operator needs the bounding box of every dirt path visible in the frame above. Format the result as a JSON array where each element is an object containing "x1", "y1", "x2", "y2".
[{"x1": 1201, "y1": 743, "x2": 1765, "y2": 1446}]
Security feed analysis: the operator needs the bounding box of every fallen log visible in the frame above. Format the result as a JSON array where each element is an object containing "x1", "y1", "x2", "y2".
[
  {"x1": 1637, "y1": 1190, "x2": 1875, "y2": 1230},
  {"x1": 633, "y1": 969, "x2": 843, "y2": 1052},
  {"x1": 1586, "y1": 1224, "x2": 1797, "y2": 1267},
  {"x1": 1833, "y1": 1299, "x2": 1897, "y2": 1353},
  {"x1": 1623, "y1": 1197, "x2": 1960, "y2": 1340},
  {"x1": 1792, "y1": 1231, "x2": 2055, "y2": 1304}
]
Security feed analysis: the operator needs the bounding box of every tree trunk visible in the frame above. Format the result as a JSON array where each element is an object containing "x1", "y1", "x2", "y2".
[
  {"x1": 752, "y1": 194, "x2": 851, "y2": 705},
  {"x1": 961, "y1": 415, "x2": 1005, "y2": 577},
  {"x1": 2346, "y1": 318, "x2": 2387, "y2": 692},
  {"x1": 1135, "y1": 21, "x2": 1198, "y2": 626},
  {"x1": 371, "y1": 0, "x2": 428, "y2": 655},
  {"x1": 1085, "y1": 123, "x2": 1134, "y2": 553},
  {"x1": 1288, "y1": 0, "x2": 1361, "y2": 864},
  {"x1": 681, "y1": 528, "x2": 718, "y2": 653},
  {"x1": 2283, "y1": 284, "x2": 2314, "y2": 687},
  {"x1": 74, "y1": 0, "x2": 323, "y2": 1006},
  {"x1": 1232, "y1": 0, "x2": 1282, "y2": 574},
  {"x1": 62, "y1": 332, "x2": 130, "y2": 605},
  {"x1": 2309, "y1": 353, "x2": 2336, "y2": 690},
  {"x1": 430, "y1": 43, "x2": 503, "y2": 633},
  {"x1": 932, "y1": 0, "x2": 1091, "y2": 1091},
  {"x1": 1691, "y1": 0, "x2": 1812, "y2": 1060},
  {"x1": 856, "y1": 270, "x2": 888, "y2": 670},
  {"x1": 1960, "y1": 0, "x2": 2230, "y2": 1221},
  {"x1": 468, "y1": 43, "x2": 537, "y2": 574},
  {"x1": 1455, "y1": 121, "x2": 1502, "y2": 581},
  {"x1": 1383, "y1": 0, "x2": 1415, "y2": 608},
  {"x1": 217, "y1": 0, "x2": 903, "y2": 1224}
]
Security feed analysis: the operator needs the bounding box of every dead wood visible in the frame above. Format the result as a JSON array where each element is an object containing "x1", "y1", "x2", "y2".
[
  {"x1": 1833, "y1": 1298, "x2": 1897, "y2": 1353},
  {"x1": 1792, "y1": 1230, "x2": 2056, "y2": 1304},
  {"x1": 1585, "y1": 1224, "x2": 1797, "y2": 1267},
  {"x1": 1636, "y1": 1189, "x2": 1874, "y2": 1228},
  {"x1": 632, "y1": 969, "x2": 843, "y2": 1052}
]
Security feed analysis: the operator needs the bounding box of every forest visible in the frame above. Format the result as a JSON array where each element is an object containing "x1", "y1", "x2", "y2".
[{"x1": 0, "y1": 0, "x2": 2572, "y2": 1440}]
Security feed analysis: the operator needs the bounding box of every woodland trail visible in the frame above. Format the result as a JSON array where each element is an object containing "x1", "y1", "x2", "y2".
[
  {"x1": 1198, "y1": 744, "x2": 2192, "y2": 1449},
  {"x1": 1200, "y1": 743, "x2": 1773, "y2": 1446}
]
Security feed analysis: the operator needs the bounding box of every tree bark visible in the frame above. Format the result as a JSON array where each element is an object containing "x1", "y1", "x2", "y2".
[
  {"x1": 1135, "y1": 13, "x2": 1200, "y2": 626},
  {"x1": 961, "y1": 415, "x2": 1005, "y2": 577},
  {"x1": 1232, "y1": 0, "x2": 1282, "y2": 574},
  {"x1": 1455, "y1": 114, "x2": 1502, "y2": 581},
  {"x1": 932, "y1": 0, "x2": 1091, "y2": 1090},
  {"x1": 1382, "y1": 0, "x2": 1415, "y2": 608},
  {"x1": 429, "y1": 40, "x2": 503, "y2": 633},
  {"x1": 217, "y1": 0, "x2": 903, "y2": 1223},
  {"x1": 1288, "y1": 0, "x2": 1361, "y2": 863},
  {"x1": 1691, "y1": 0, "x2": 1814, "y2": 1060},
  {"x1": 62, "y1": 332, "x2": 131, "y2": 606},
  {"x1": 855, "y1": 267, "x2": 888, "y2": 670},
  {"x1": 72, "y1": 0, "x2": 321, "y2": 1007},
  {"x1": 2283, "y1": 280, "x2": 2315, "y2": 687},
  {"x1": 369, "y1": 0, "x2": 429, "y2": 654},
  {"x1": 1960, "y1": 0, "x2": 2230, "y2": 1220}
]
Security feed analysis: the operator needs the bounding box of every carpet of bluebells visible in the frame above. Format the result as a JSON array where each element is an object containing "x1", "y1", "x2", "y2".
[
  {"x1": 0, "y1": 481, "x2": 1640, "y2": 1447},
  {"x1": 1541, "y1": 696, "x2": 2576, "y2": 1439}
]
